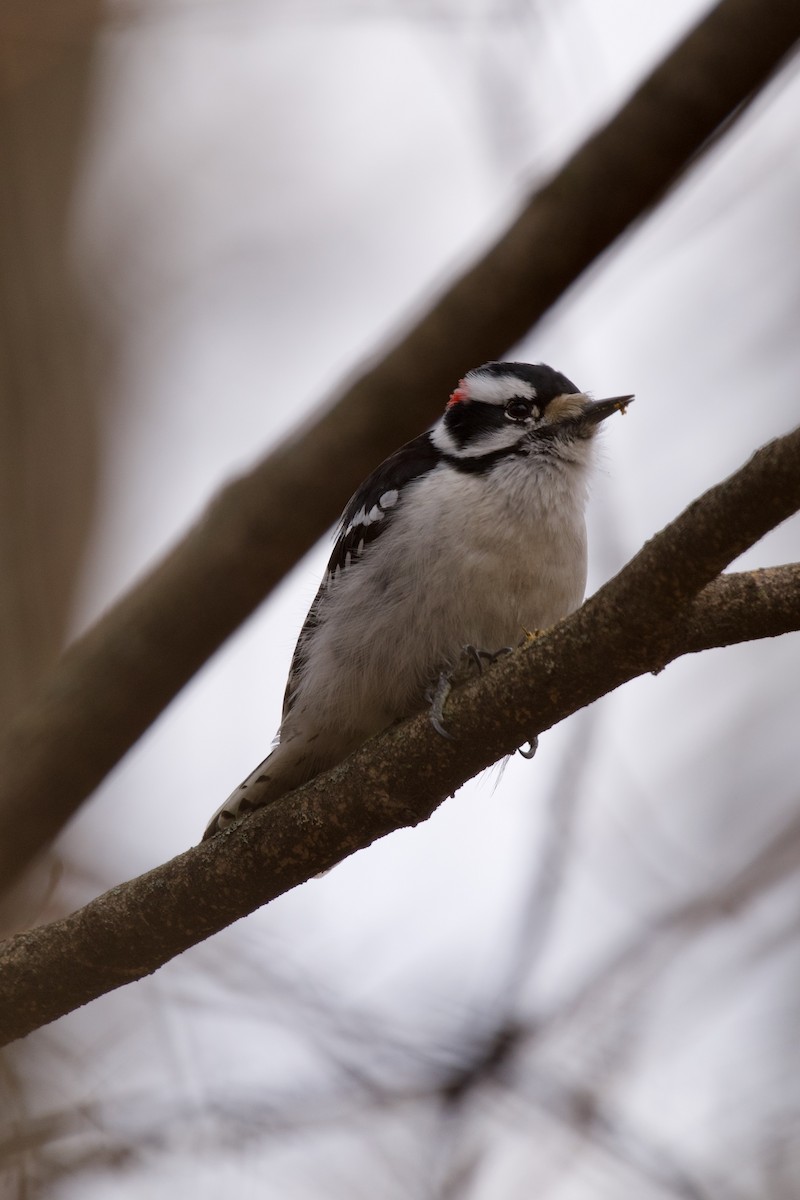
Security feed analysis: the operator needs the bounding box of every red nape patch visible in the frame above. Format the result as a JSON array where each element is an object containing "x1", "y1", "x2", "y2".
[{"x1": 447, "y1": 379, "x2": 469, "y2": 407}]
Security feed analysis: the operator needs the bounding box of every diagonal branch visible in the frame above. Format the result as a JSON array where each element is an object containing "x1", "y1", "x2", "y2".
[
  {"x1": 0, "y1": 424, "x2": 798, "y2": 1046},
  {"x1": 1, "y1": 0, "x2": 798, "y2": 891}
]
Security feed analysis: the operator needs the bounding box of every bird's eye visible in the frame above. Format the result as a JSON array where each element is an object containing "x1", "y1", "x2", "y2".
[{"x1": 504, "y1": 398, "x2": 534, "y2": 421}]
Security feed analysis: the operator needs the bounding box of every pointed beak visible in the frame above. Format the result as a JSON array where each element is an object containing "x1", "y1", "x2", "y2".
[{"x1": 581, "y1": 394, "x2": 635, "y2": 425}]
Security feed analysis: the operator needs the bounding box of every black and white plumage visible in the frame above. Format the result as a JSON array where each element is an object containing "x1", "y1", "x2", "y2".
[{"x1": 203, "y1": 361, "x2": 631, "y2": 839}]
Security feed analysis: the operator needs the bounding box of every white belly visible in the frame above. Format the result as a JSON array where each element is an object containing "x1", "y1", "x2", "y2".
[{"x1": 284, "y1": 453, "x2": 590, "y2": 749}]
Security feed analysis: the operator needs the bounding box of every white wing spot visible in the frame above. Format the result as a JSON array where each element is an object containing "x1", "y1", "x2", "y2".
[
  {"x1": 380, "y1": 489, "x2": 399, "y2": 509},
  {"x1": 345, "y1": 507, "x2": 365, "y2": 534}
]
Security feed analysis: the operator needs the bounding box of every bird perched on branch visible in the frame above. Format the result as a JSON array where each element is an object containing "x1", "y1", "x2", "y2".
[{"x1": 203, "y1": 361, "x2": 632, "y2": 840}]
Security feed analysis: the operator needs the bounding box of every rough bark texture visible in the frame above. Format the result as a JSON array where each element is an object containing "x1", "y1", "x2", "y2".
[
  {"x1": 0, "y1": 423, "x2": 798, "y2": 1047},
  {"x1": 0, "y1": 0, "x2": 797, "y2": 892}
]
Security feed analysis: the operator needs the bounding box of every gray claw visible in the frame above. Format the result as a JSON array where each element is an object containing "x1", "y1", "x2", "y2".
[
  {"x1": 469, "y1": 644, "x2": 513, "y2": 668},
  {"x1": 430, "y1": 713, "x2": 457, "y2": 741},
  {"x1": 463, "y1": 645, "x2": 485, "y2": 674},
  {"x1": 517, "y1": 736, "x2": 539, "y2": 760},
  {"x1": 428, "y1": 645, "x2": 518, "y2": 743},
  {"x1": 429, "y1": 670, "x2": 457, "y2": 741}
]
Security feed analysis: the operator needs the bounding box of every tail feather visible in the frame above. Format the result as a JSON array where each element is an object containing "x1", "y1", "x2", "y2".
[
  {"x1": 201, "y1": 739, "x2": 330, "y2": 841},
  {"x1": 202, "y1": 752, "x2": 275, "y2": 840}
]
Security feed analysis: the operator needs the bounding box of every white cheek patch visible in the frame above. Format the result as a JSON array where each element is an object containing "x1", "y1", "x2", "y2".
[
  {"x1": 464, "y1": 373, "x2": 538, "y2": 406},
  {"x1": 429, "y1": 422, "x2": 459, "y2": 455},
  {"x1": 454, "y1": 424, "x2": 528, "y2": 458}
]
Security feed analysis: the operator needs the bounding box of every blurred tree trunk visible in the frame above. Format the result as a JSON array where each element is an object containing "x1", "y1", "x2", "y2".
[
  {"x1": 0, "y1": 0, "x2": 104, "y2": 729},
  {"x1": 0, "y1": 7, "x2": 104, "y2": 1183}
]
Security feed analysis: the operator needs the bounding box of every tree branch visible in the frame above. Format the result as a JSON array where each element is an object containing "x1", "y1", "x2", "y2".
[
  {"x1": 666, "y1": 565, "x2": 800, "y2": 655},
  {"x1": 1, "y1": 0, "x2": 798, "y2": 891},
  {"x1": 0, "y1": 424, "x2": 798, "y2": 1046}
]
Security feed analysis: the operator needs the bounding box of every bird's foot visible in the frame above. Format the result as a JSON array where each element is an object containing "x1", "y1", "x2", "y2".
[
  {"x1": 471, "y1": 644, "x2": 514, "y2": 667},
  {"x1": 426, "y1": 644, "x2": 514, "y2": 741},
  {"x1": 427, "y1": 671, "x2": 456, "y2": 741}
]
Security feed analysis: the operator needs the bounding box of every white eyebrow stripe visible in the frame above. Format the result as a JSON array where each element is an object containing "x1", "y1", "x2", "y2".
[{"x1": 464, "y1": 374, "x2": 538, "y2": 405}]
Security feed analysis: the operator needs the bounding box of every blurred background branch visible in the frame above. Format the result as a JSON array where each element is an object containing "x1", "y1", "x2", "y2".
[{"x1": 0, "y1": 0, "x2": 104, "y2": 725}]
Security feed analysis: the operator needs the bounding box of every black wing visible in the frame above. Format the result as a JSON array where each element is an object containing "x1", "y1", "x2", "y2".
[
  {"x1": 326, "y1": 430, "x2": 441, "y2": 576},
  {"x1": 280, "y1": 431, "x2": 441, "y2": 721}
]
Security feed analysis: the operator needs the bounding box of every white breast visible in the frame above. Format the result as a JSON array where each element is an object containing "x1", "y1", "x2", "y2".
[{"x1": 283, "y1": 448, "x2": 593, "y2": 749}]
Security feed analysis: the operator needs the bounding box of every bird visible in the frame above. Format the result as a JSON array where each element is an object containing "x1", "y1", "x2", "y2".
[{"x1": 203, "y1": 361, "x2": 632, "y2": 840}]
